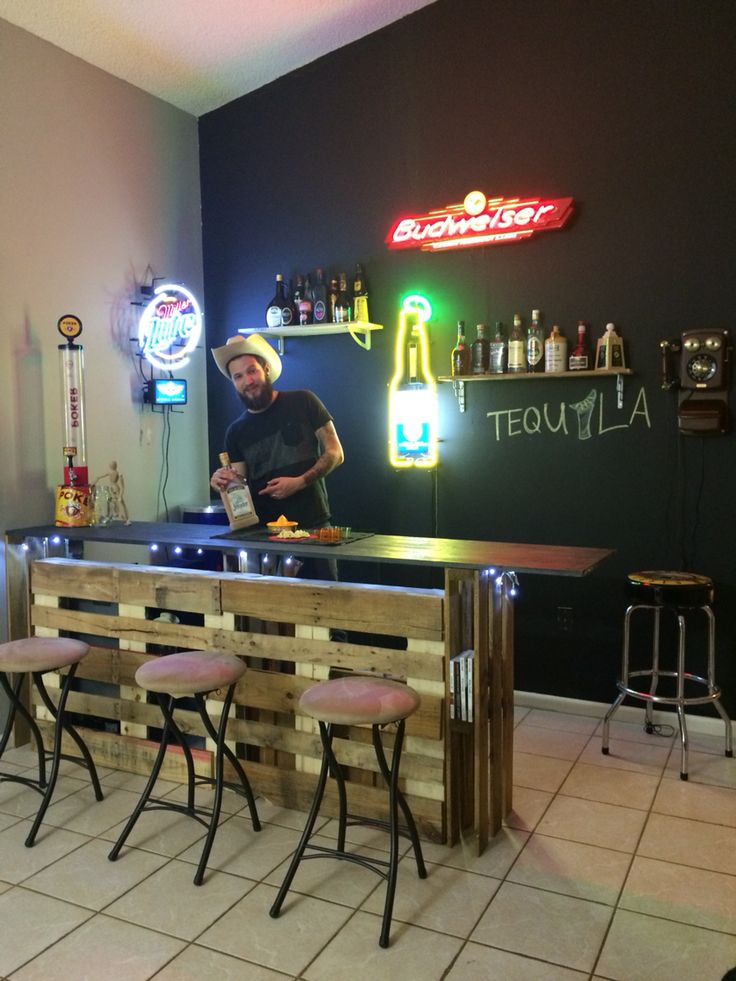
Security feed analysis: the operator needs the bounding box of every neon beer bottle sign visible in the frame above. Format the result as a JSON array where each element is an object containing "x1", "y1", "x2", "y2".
[
  {"x1": 386, "y1": 190, "x2": 573, "y2": 252},
  {"x1": 389, "y1": 294, "x2": 438, "y2": 468},
  {"x1": 138, "y1": 283, "x2": 202, "y2": 371}
]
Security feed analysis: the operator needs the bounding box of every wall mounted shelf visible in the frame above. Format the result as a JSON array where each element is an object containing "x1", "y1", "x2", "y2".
[
  {"x1": 238, "y1": 322, "x2": 383, "y2": 355},
  {"x1": 438, "y1": 367, "x2": 634, "y2": 412}
]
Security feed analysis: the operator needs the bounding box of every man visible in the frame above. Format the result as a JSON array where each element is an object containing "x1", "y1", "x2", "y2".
[{"x1": 210, "y1": 334, "x2": 344, "y2": 533}]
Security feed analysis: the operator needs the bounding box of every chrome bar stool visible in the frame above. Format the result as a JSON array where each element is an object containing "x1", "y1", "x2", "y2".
[
  {"x1": 602, "y1": 571, "x2": 733, "y2": 779},
  {"x1": 0, "y1": 636, "x2": 103, "y2": 846},
  {"x1": 269, "y1": 675, "x2": 427, "y2": 948},
  {"x1": 108, "y1": 650, "x2": 260, "y2": 884}
]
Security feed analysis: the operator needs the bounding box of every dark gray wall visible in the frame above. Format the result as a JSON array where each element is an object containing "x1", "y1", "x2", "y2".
[{"x1": 199, "y1": 0, "x2": 736, "y2": 711}]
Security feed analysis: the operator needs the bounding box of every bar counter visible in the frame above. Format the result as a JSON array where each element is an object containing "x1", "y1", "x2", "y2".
[{"x1": 4, "y1": 522, "x2": 613, "y2": 852}]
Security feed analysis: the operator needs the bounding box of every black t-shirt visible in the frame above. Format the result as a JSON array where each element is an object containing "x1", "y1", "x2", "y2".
[{"x1": 224, "y1": 390, "x2": 333, "y2": 527}]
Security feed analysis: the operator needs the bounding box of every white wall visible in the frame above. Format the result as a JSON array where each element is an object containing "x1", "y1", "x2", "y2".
[{"x1": 0, "y1": 20, "x2": 208, "y2": 642}]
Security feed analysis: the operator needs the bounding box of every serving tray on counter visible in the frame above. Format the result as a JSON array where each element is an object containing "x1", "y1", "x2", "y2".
[{"x1": 212, "y1": 529, "x2": 375, "y2": 547}]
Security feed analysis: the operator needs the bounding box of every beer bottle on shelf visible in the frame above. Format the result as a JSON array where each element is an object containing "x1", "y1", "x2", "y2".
[
  {"x1": 490, "y1": 321, "x2": 507, "y2": 374},
  {"x1": 335, "y1": 272, "x2": 352, "y2": 323},
  {"x1": 451, "y1": 321, "x2": 471, "y2": 376},
  {"x1": 312, "y1": 268, "x2": 328, "y2": 324},
  {"x1": 353, "y1": 263, "x2": 369, "y2": 322},
  {"x1": 526, "y1": 309, "x2": 544, "y2": 373},
  {"x1": 327, "y1": 277, "x2": 340, "y2": 322},
  {"x1": 292, "y1": 274, "x2": 305, "y2": 313},
  {"x1": 544, "y1": 325, "x2": 568, "y2": 372},
  {"x1": 569, "y1": 320, "x2": 590, "y2": 370},
  {"x1": 218, "y1": 452, "x2": 258, "y2": 531},
  {"x1": 508, "y1": 313, "x2": 526, "y2": 373},
  {"x1": 299, "y1": 274, "x2": 314, "y2": 325},
  {"x1": 471, "y1": 323, "x2": 490, "y2": 374},
  {"x1": 265, "y1": 274, "x2": 289, "y2": 328}
]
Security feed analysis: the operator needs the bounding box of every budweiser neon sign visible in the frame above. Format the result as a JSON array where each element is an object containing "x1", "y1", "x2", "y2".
[
  {"x1": 386, "y1": 190, "x2": 574, "y2": 252},
  {"x1": 138, "y1": 283, "x2": 202, "y2": 371}
]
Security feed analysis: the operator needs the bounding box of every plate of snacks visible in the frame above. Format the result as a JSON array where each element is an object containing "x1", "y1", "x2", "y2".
[{"x1": 266, "y1": 514, "x2": 312, "y2": 540}]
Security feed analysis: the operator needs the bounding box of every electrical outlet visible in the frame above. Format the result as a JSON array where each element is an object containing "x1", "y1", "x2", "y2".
[{"x1": 557, "y1": 606, "x2": 573, "y2": 631}]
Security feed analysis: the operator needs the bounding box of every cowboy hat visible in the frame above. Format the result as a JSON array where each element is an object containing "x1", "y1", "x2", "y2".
[{"x1": 211, "y1": 334, "x2": 282, "y2": 381}]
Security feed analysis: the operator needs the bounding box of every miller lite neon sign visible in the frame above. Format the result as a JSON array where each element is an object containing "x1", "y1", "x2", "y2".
[
  {"x1": 386, "y1": 190, "x2": 574, "y2": 252},
  {"x1": 138, "y1": 283, "x2": 202, "y2": 371}
]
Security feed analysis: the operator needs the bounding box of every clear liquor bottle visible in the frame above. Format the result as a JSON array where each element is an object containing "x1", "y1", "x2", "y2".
[
  {"x1": 508, "y1": 313, "x2": 526, "y2": 373},
  {"x1": 218, "y1": 452, "x2": 258, "y2": 530},
  {"x1": 526, "y1": 309, "x2": 544, "y2": 373}
]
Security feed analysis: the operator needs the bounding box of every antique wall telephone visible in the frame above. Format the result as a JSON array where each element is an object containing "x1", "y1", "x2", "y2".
[{"x1": 661, "y1": 328, "x2": 731, "y2": 434}]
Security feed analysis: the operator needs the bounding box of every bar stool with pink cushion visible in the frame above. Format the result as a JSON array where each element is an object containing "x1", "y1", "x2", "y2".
[
  {"x1": 269, "y1": 675, "x2": 427, "y2": 948},
  {"x1": 0, "y1": 636, "x2": 104, "y2": 846},
  {"x1": 108, "y1": 649, "x2": 260, "y2": 884}
]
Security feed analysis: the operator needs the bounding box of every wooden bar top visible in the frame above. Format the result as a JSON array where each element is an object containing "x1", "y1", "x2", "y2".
[{"x1": 6, "y1": 521, "x2": 613, "y2": 577}]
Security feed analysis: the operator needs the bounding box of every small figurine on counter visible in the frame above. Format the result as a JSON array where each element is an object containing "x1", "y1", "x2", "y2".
[{"x1": 92, "y1": 461, "x2": 130, "y2": 525}]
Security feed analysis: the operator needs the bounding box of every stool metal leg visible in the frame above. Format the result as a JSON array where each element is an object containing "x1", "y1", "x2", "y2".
[
  {"x1": 108, "y1": 693, "x2": 173, "y2": 862},
  {"x1": 705, "y1": 606, "x2": 733, "y2": 758},
  {"x1": 192, "y1": 686, "x2": 261, "y2": 885},
  {"x1": 602, "y1": 605, "x2": 635, "y2": 753},
  {"x1": 25, "y1": 665, "x2": 103, "y2": 846},
  {"x1": 33, "y1": 669, "x2": 104, "y2": 802},
  {"x1": 270, "y1": 718, "x2": 425, "y2": 948},
  {"x1": 645, "y1": 608, "x2": 661, "y2": 733},
  {"x1": 0, "y1": 672, "x2": 47, "y2": 787},
  {"x1": 371, "y1": 724, "x2": 426, "y2": 880},
  {"x1": 269, "y1": 721, "x2": 333, "y2": 919},
  {"x1": 604, "y1": 597, "x2": 733, "y2": 775},
  {"x1": 675, "y1": 614, "x2": 689, "y2": 780},
  {"x1": 194, "y1": 690, "x2": 261, "y2": 837},
  {"x1": 110, "y1": 685, "x2": 261, "y2": 884}
]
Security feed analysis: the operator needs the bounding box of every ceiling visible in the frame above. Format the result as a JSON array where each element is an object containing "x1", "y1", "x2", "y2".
[{"x1": 0, "y1": 0, "x2": 436, "y2": 116}]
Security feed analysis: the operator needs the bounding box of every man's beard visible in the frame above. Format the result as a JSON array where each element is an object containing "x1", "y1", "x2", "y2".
[{"x1": 238, "y1": 378, "x2": 274, "y2": 411}]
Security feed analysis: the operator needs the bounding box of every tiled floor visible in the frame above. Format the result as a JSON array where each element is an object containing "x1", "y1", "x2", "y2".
[{"x1": 1, "y1": 706, "x2": 735, "y2": 980}]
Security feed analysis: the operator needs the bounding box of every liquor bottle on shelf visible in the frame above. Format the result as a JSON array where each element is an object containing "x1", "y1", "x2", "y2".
[
  {"x1": 292, "y1": 274, "x2": 305, "y2": 317},
  {"x1": 595, "y1": 322, "x2": 626, "y2": 369},
  {"x1": 335, "y1": 272, "x2": 352, "y2": 323},
  {"x1": 451, "y1": 321, "x2": 471, "y2": 376},
  {"x1": 569, "y1": 320, "x2": 590, "y2": 370},
  {"x1": 353, "y1": 263, "x2": 369, "y2": 322},
  {"x1": 508, "y1": 313, "x2": 526, "y2": 373},
  {"x1": 327, "y1": 277, "x2": 340, "y2": 322},
  {"x1": 544, "y1": 325, "x2": 568, "y2": 373},
  {"x1": 526, "y1": 309, "x2": 544, "y2": 373},
  {"x1": 490, "y1": 321, "x2": 507, "y2": 374},
  {"x1": 265, "y1": 274, "x2": 291, "y2": 328},
  {"x1": 471, "y1": 323, "x2": 490, "y2": 374},
  {"x1": 299, "y1": 274, "x2": 313, "y2": 325},
  {"x1": 312, "y1": 268, "x2": 328, "y2": 324},
  {"x1": 218, "y1": 452, "x2": 258, "y2": 531}
]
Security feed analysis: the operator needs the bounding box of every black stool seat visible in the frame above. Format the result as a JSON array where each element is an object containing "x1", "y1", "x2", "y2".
[
  {"x1": 603, "y1": 570, "x2": 732, "y2": 779},
  {"x1": 108, "y1": 650, "x2": 260, "y2": 884},
  {"x1": 626, "y1": 570, "x2": 714, "y2": 608},
  {"x1": 269, "y1": 676, "x2": 427, "y2": 948},
  {"x1": 0, "y1": 636, "x2": 104, "y2": 846}
]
